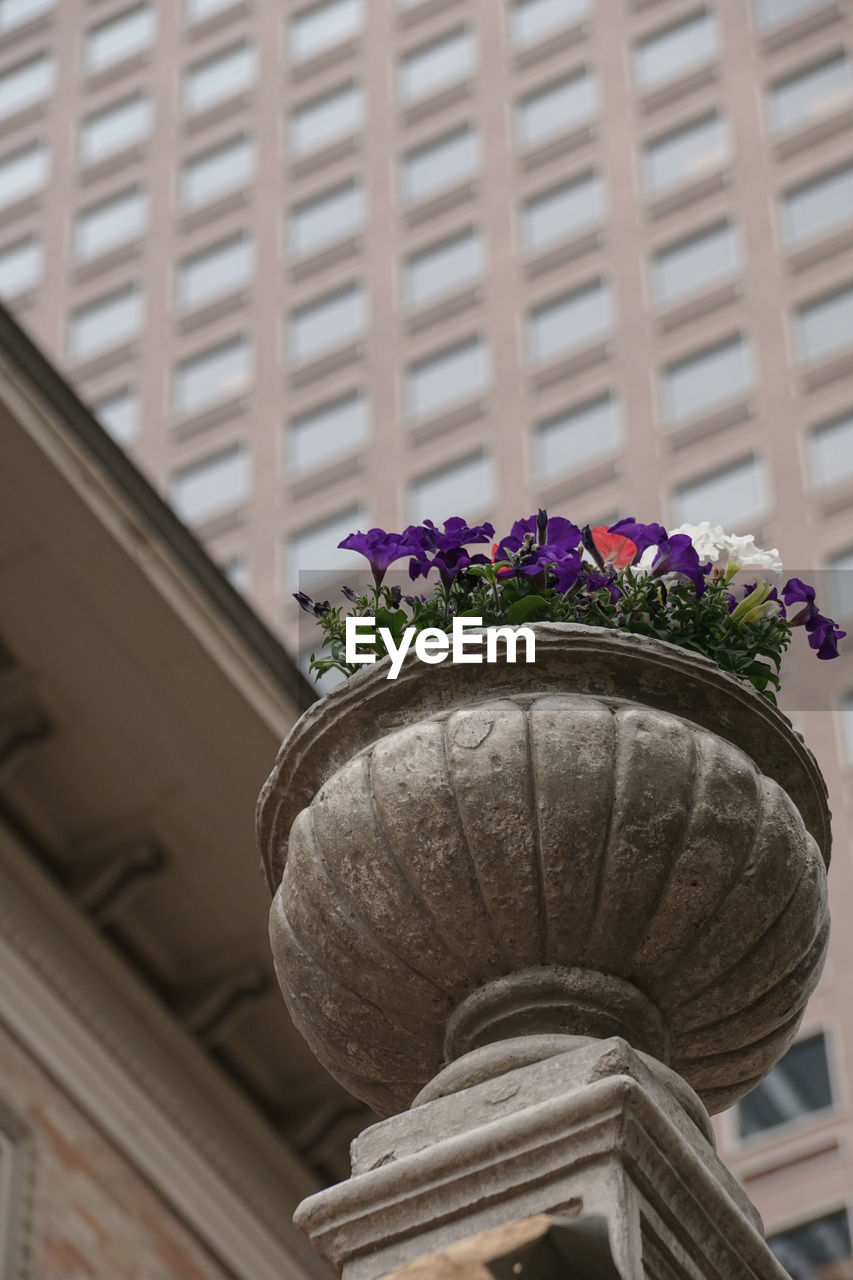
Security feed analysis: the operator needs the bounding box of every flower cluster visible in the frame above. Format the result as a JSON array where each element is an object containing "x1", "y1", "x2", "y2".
[{"x1": 295, "y1": 512, "x2": 845, "y2": 700}]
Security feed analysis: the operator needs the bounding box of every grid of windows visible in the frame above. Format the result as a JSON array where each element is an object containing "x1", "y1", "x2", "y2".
[
  {"x1": 401, "y1": 126, "x2": 479, "y2": 203},
  {"x1": 781, "y1": 164, "x2": 853, "y2": 245},
  {"x1": 0, "y1": 53, "x2": 54, "y2": 120},
  {"x1": 171, "y1": 445, "x2": 250, "y2": 524},
  {"x1": 643, "y1": 112, "x2": 728, "y2": 197},
  {"x1": 651, "y1": 221, "x2": 739, "y2": 305},
  {"x1": 405, "y1": 336, "x2": 488, "y2": 421},
  {"x1": 526, "y1": 279, "x2": 611, "y2": 364},
  {"x1": 767, "y1": 53, "x2": 853, "y2": 134},
  {"x1": 408, "y1": 452, "x2": 492, "y2": 524},
  {"x1": 289, "y1": 0, "x2": 363, "y2": 62},
  {"x1": 73, "y1": 188, "x2": 147, "y2": 260},
  {"x1": 660, "y1": 334, "x2": 752, "y2": 422},
  {"x1": 68, "y1": 286, "x2": 142, "y2": 361},
  {"x1": 403, "y1": 228, "x2": 483, "y2": 308},
  {"x1": 176, "y1": 233, "x2": 253, "y2": 311},
  {"x1": 510, "y1": 0, "x2": 590, "y2": 49},
  {"x1": 516, "y1": 70, "x2": 597, "y2": 149},
  {"x1": 183, "y1": 43, "x2": 256, "y2": 115},
  {"x1": 84, "y1": 6, "x2": 155, "y2": 74},
  {"x1": 288, "y1": 391, "x2": 368, "y2": 473},
  {"x1": 289, "y1": 180, "x2": 364, "y2": 257},
  {"x1": 521, "y1": 171, "x2": 603, "y2": 254},
  {"x1": 399, "y1": 28, "x2": 475, "y2": 105},
  {"x1": 533, "y1": 393, "x2": 621, "y2": 480},
  {"x1": 173, "y1": 337, "x2": 251, "y2": 416},
  {"x1": 633, "y1": 11, "x2": 718, "y2": 92},
  {"x1": 288, "y1": 283, "x2": 366, "y2": 362},
  {"x1": 671, "y1": 456, "x2": 767, "y2": 528},
  {"x1": 180, "y1": 135, "x2": 254, "y2": 209},
  {"x1": 289, "y1": 82, "x2": 363, "y2": 156},
  {"x1": 0, "y1": 236, "x2": 42, "y2": 298},
  {"x1": 795, "y1": 284, "x2": 853, "y2": 364},
  {"x1": 79, "y1": 94, "x2": 152, "y2": 166}
]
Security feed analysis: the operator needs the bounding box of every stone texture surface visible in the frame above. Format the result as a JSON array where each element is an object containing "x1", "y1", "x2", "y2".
[
  {"x1": 293, "y1": 1038, "x2": 791, "y2": 1280},
  {"x1": 259, "y1": 626, "x2": 831, "y2": 1117}
]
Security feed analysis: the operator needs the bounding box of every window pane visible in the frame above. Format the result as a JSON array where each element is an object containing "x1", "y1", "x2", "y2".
[
  {"x1": 73, "y1": 187, "x2": 147, "y2": 260},
  {"x1": 176, "y1": 233, "x2": 253, "y2": 310},
  {"x1": 828, "y1": 547, "x2": 853, "y2": 620},
  {"x1": 527, "y1": 280, "x2": 611, "y2": 363},
  {"x1": 289, "y1": 180, "x2": 364, "y2": 256},
  {"x1": 510, "y1": 0, "x2": 590, "y2": 48},
  {"x1": 85, "y1": 6, "x2": 155, "y2": 73},
  {"x1": 633, "y1": 11, "x2": 717, "y2": 91},
  {"x1": 810, "y1": 410, "x2": 853, "y2": 488},
  {"x1": 0, "y1": 0, "x2": 54, "y2": 31},
  {"x1": 670, "y1": 456, "x2": 767, "y2": 529},
  {"x1": 781, "y1": 164, "x2": 853, "y2": 245},
  {"x1": 768, "y1": 54, "x2": 853, "y2": 133},
  {"x1": 402, "y1": 126, "x2": 478, "y2": 203},
  {"x1": 533, "y1": 393, "x2": 621, "y2": 479},
  {"x1": 522, "y1": 171, "x2": 603, "y2": 253},
  {"x1": 79, "y1": 95, "x2": 152, "y2": 166},
  {"x1": 516, "y1": 70, "x2": 597, "y2": 148},
  {"x1": 736, "y1": 1034, "x2": 833, "y2": 1139},
  {"x1": 171, "y1": 446, "x2": 250, "y2": 524},
  {"x1": 408, "y1": 452, "x2": 492, "y2": 524},
  {"x1": 93, "y1": 386, "x2": 140, "y2": 445},
  {"x1": 0, "y1": 53, "x2": 54, "y2": 119},
  {"x1": 839, "y1": 688, "x2": 853, "y2": 755},
  {"x1": 288, "y1": 391, "x2": 368, "y2": 472},
  {"x1": 796, "y1": 285, "x2": 853, "y2": 364},
  {"x1": 185, "y1": 0, "x2": 235, "y2": 19},
  {"x1": 652, "y1": 221, "x2": 738, "y2": 304},
  {"x1": 769, "y1": 1210, "x2": 852, "y2": 1279},
  {"x1": 0, "y1": 236, "x2": 42, "y2": 298},
  {"x1": 289, "y1": 283, "x2": 366, "y2": 361},
  {"x1": 661, "y1": 335, "x2": 751, "y2": 421},
  {"x1": 754, "y1": 0, "x2": 825, "y2": 27},
  {"x1": 173, "y1": 337, "x2": 251, "y2": 415},
  {"x1": 0, "y1": 143, "x2": 48, "y2": 207},
  {"x1": 183, "y1": 42, "x2": 256, "y2": 114},
  {"x1": 404, "y1": 228, "x2": 483, "y2": 307},
  {"x1": 290, "y1": 0, "x2": 362, "y2": 60},
  {"x1": 223, "y1": 556, "x2": 249, "y2": 591},
  {"x1": 289, "y1": 506, "x2": 367, "y2": 578},
  {"x1": 290, "y1": 83, "x2": 363, "y2": 156},
  {"x1": 406, "y1": 336, "x2": 488, "y2": 421},
  {"x1": 68, "y1": 287, "x2": 142, "y2": 361},
  {"x1": 399, "y1": 28, "x2": 475, "y2": 104},
  {"x1": 643, "y1": 112, "x2": 728, "y2": 196},
  {"x1": 180, "y1": 136, "x2": 253, "y2": 208}
]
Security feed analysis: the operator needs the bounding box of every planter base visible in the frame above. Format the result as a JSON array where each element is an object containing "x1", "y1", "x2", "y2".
[{"x1": 294, "y1": 1037, "x2": 788, "y2": 1280}]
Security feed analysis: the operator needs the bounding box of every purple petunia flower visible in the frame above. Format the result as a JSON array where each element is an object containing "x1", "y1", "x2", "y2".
[
  {"x1": 496, "y1": 513, "x2": 582, "y2": 561},
  {"x1": 646, "y1": 534, "x2": 710, "y2": 596},
  {"x1": 338, "y1": 527, "x2": 424, "y2": 587},
  {"x1": 406, "y1": 516, "x2": 495, "y2": 587},
  {"x1": 607, "y1": 519, "x2": 668, "y2": 559}
]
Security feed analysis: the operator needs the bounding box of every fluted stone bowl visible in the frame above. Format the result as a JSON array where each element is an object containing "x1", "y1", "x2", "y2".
[{"x1": 257, "y1": 624, "x2": 831, "y2": 1118}]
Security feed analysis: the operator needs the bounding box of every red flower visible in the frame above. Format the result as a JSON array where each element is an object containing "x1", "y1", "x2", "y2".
[{"x1": 592, "y1": 526, "x2": 637, "y2": 569}]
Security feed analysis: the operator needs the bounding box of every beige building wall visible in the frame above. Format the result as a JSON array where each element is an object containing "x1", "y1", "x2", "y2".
[{"x1": 2, "y1": 0, "x2": 853, "y2": 1270}]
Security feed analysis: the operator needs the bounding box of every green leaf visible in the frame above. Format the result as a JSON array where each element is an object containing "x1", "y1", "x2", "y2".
[{"x1": 505, "y1": 595, "x2": 551, "y2": 624}]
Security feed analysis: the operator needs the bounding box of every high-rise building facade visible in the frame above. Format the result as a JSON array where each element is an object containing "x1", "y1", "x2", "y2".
[{"x1": 2, "y1": 0, "x2": 853, "y2": 1272}]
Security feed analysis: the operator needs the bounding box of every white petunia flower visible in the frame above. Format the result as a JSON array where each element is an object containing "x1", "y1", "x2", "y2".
[
  {"x1": 717, "y1": 533, "x2": 783, "y2": 574},
  {"x1": 668, "y1": 522, "x2": 727, "y2": 562}
]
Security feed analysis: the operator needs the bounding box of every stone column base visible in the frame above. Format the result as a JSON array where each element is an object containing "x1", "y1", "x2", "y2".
[{"x1": 294, "y1": 1038, "x2": 789, "y2": 1280}]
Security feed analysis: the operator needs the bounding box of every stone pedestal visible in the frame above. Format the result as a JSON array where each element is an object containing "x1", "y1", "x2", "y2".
[{"x1": 295, "y1": 1038, "x2": 789, "y2": 1280}]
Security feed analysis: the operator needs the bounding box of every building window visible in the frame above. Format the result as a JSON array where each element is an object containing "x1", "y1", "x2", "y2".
[
  {"x1": 84, "y1": 5, "x2": 155, "y2": 74},
  {"x1": 0, "y1": 236, "x2": 42, "y2": 298},
  {"x1": 289, "y1": 0, "x2": 363, "y2": 61},
  {"x1": 633, "y1": 11, "x2": 718, "y2": 92},
  {"x1": 0, "y1": 53, "x2": 54, "y2": 120},
  {"x1": 769, "y1": 1209, "x2": 852, "y2": 1279},
  {"x1": 754, "y1": 0, "x2": 826, "y2": 26},
  {"x1": 73, "y1": 187, "x2": 147, "y2": 261},
  {"x1": 670, "y1": 455, "x2": 767, "y2": 529},
  {"x1": 533, "y1": 392, "x2": 621, "y2": 481},
  {"x1": 408, "y1": 452, "x2": 492, "y2": 524},
  {"x1": 68, "y1": 285, "x2": 142, "y2": 362},
  {"x1": 288, "y1": 390, "x2": 368, "y2": 473},
  {"x1": 78, "y1": 94, "x2": 152, "y2": 167},
  {"x1": 839, "y1": 689, "x2": 853, "y2": 757},
  {"x1": 93, "y1": 386, "x2": 140, "y2": 445},
  {"x1": 781, "y1": 164, "x2": 853, "y2": 246},
  {"x1": 289, "y1": 82, "x2": 363, "y2": 157},
  {"x1": 767, "y1": 53, "x2": 853, "y2": 134},
  {"x1": 660, "y1": 334, "x2": 751, "y2": 423},
  {"x1": 651, "y1": 220, "x2": 739, "y2": 305},
  {"x1": 399, "y1": 28, "x2": 475, "y2": 104},
  {"x1": 173, "y1": 336, "x2": 251, "y2": 416},
  {"x1": 288, "y1": 505, "x2": 367, "y2": 580},
  {"x1": 179, "y1": 135, "x2": 254, "y2": 210},
  {"x1": 526, "y1": 279, "x2": 611, "y2": 364},
  {"x1": 288, "y1": 283, "x2": 365, "y2": 362},
  {"x1": 521, "y1": 170, "x2": 603, "y2": 254},
  {"x1": 810, "y1": 410, "x2": 853, "y2": 489},
  {"x1": 795, "y1": 284, "x2": 853, "y2": 364},
  {"x1": 175, "y1": 232, "x2": 253, "y2": 312},
  {"x1": 223, "y1": 555, "x2": 249, "y2": 591},
  {"x1": 0, "y1": 0, "x2": 54, "y2": 31},
  {"x1": 827, "y1": 548, "x2": 853, "y2": 621},
  {"x1": 643, "y1": 112, "x2": 728, "y2": 197},
  {"x1": 182, "y1": 42, "x2": 256, "y2": 115},
  {"x1": 406, "y1": 337, "x2": 488, "y2": 422},
  {"x1": 171, "y1": 445, "x2": 250, "y2": 524},
  {"x1": 403, "y1": 227, "x2": 484, "y2": 308},
  {"x1": 288, "y1": 179, "x2": 364, "y2": 257},
  {"x1": 510, "y1": 0, "x2": 590, "y2": 49},
  {"x1": 185, "y1": 0, "x2": 236, "y2": 22},
  {"x1": 735, "y1": 1033, "x2": 833, "y2": 1140},
  {"x1": 0, "y1": 142, "x2": 48, "y2": 208},
  {"x1": 516, "y1": 70, "x2": 597, "y2": 149},
  {"x1": 401, "y1": 125, "x2": 479, "y2": 204}
]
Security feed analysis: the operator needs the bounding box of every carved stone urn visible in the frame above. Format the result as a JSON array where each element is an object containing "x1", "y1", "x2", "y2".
[{"x1": 257, "y1": 623, "x2": 831, "y2": 1278}]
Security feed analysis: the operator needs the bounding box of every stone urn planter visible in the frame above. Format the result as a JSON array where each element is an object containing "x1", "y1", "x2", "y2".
[{"x1": 257, "y1": 623, "x2": 830, "y2": 1122}]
